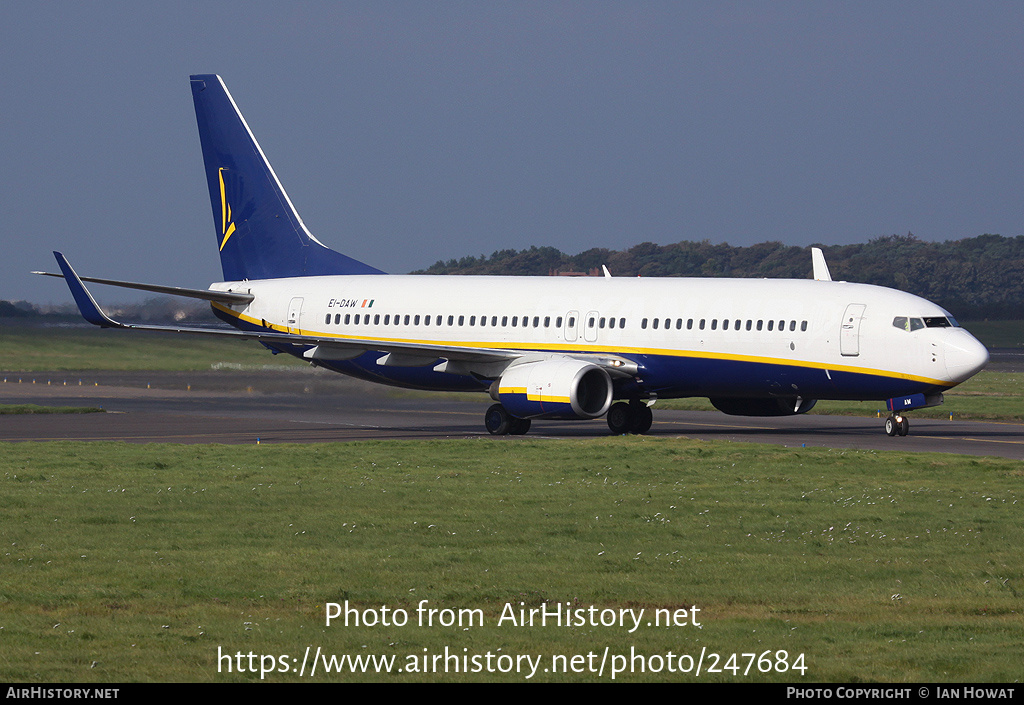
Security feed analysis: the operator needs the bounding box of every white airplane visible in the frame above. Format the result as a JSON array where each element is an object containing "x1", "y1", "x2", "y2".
[{"x1": 40, "y1": 74, "x2": 989, "y2": 437}]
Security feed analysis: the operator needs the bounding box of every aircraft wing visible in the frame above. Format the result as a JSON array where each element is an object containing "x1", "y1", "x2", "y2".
[{"x1": 45, "y1": 252, "x2": 558, "y2": 371}]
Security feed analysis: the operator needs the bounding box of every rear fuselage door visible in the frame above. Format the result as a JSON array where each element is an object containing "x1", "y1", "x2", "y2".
[
  {"x1": 287, "y1": 297, "x2": 304, "y2": 332},
  {"x1": 840, "y1": 303, "x2": 866, "y2": 356}
]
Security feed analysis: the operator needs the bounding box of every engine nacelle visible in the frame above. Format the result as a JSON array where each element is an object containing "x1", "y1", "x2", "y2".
[
  {"x1": 710, "y1": 397, "x2": 818, "y2": 417},
  {"x1": 495, "y1": 358, "x2": 613, "y2": 420}
]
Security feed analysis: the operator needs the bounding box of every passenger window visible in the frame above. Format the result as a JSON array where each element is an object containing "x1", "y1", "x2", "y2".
[
  {"x1": 789, "y1": 320, "x2": 796, "y2": 332},
  {"x1": 745, "y1": 320, "x2": 751, "y2": 331},
  {"x1": 687, "y1": 319, "x2": 693, "y2": 330},
  {"x1": 458, "y1": 315, "x2": 465, "y2": 326},
  {"x1": 800, "y1": 321, "x2": 807, "y2": 331},
  {"x1": 699, "y1": 319, "x2": 705, "y2": 330},
  {"x1": 556, "y1": 317, "x2": 563, "y2": 328},
  {"x1": 345, "y1": 314, "x2": 351, "y2": 325},
  {"x1": 767, "y1": 320, "x2": 773, "y2": 331},
  {"x1": 756, "y1": 320, "x2": 762, "y2": 331},
  {"x1": 653, "y1": 318, "x2": 659, "y2": 330},
  {"x1": 723, "y1": 319, "x2": 729, "y2": 331},
  {"x1": 641, "y1": 318, "x2": 648, "y2": 329},
  {"x1": 711, "y1": 319, "x2": 717, "y2": 330}
]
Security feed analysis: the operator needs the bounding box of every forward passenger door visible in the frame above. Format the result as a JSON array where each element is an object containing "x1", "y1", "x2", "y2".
[{"x1": 840, "y1": 303, "x2": 866, "y2": 356}]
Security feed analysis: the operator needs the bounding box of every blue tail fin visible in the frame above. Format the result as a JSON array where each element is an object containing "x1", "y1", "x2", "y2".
[{"x1": 190, "y1": 74, "x2": 384, "y2": 280}]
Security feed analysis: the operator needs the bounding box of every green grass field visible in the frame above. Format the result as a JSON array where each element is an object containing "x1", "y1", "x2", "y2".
[
  {"x1": 0, "y1": 326, "x2": 305, "y2": 372},
  {"x1": 1, "y1": 439, "x2": 1020, "y2": 682},
  {"x1": 0, "y1": 404, "x2": 103, "y2": 415}
]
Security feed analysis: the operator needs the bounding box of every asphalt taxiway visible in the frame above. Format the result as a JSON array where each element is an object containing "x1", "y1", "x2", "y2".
[{"x1": 2, "y1": 368, "x2": 1022, "y2": 458}]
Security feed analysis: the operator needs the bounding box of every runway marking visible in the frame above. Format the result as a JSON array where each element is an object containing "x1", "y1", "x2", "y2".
[
  {"x1": 370, "y1": 408, "x2": 482, "y2": 417},
  {"x1": 656, "y1": 419, "x2": 775, "y2": 431},
  {"x1": 929, "y1": 435, "x2": 1024, "y2": 446},
  {"x1": 287, "y1": 419, "x2": 384, "y2": 429}
]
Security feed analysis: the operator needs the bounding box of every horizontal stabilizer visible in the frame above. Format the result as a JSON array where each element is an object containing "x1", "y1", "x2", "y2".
[{"x1": 33, "y1": 270, "x2": 253, "y2": 305}]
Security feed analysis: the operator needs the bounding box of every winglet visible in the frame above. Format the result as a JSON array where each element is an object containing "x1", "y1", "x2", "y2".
[
  {"x1": 811, "y1": 247, "x2": 832, "y2": 282},
  {"x1": 53, "y1": 252, "x2": 123, "y2": 328}
]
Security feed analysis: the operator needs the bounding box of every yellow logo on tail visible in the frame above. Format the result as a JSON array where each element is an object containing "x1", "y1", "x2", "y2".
[{"x1": 218, "y1": 168, "x2": 237, "y2": 251}]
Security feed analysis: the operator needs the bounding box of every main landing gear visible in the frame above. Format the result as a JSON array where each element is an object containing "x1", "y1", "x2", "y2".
[
  {"x1": 483, "y1": 401, "x2": 654, "y2": 436},
  {"x1": 485, "y1": 404, "x2": 531, "y2": 436},
  {"x1": 606, "y1": 400, "x2": 653, "y2": 435},
  {"x1": 884, "y1": 414, "x2": 909, "y2": 437}
]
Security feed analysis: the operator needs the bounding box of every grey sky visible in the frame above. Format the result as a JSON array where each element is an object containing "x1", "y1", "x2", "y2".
[{"x1": 3, "y1": 2, "x2": 1022, "y2": 305}]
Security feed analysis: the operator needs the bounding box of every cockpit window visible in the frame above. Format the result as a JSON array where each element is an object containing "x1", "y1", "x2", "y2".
[{"x1": 894, "y1": 315, "x2": 958, "y2": 331}]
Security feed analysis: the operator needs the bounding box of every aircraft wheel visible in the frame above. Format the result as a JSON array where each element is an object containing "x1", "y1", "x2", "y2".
[
  {"x1": 607, "y1": 402, "x2": 632, "y2": 434},
  {"x1": 885, "y1": 416, "x2": 898, "y2": 437},
  {"x1": 629, "y1": 403, "x2": 654, "y2": 435},
  {"x1": 485, "y1": 404, "x2": 511, "y2": 435},
  {"x1": 509, "y1": 417, "x2": 531, "y2": 435},
  {"x1": 897, "y1": 416, "x2": 909, "y2": 436}
]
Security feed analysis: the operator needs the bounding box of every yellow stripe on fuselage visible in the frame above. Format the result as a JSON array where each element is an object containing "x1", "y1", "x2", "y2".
[{"x1": 211, "y1": 302, "x2": 954, "y2": 389}]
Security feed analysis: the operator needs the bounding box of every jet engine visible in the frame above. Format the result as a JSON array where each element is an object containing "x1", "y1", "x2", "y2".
[{"x1": 493, "y1": 358, "x2": 613, "y2": 420}]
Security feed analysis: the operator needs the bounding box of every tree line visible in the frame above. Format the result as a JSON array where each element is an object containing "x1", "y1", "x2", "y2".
[{"x1": 413, "y1": 233, "x2": 1024, "y2": 320}]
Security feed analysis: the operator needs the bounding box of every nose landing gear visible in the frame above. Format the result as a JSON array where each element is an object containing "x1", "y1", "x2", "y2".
[{"x1": 884, "y1": 414, "x2": 909, "y2": 437}]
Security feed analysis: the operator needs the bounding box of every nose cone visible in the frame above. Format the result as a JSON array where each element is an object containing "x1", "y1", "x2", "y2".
[{"x1": 944, "y1": 329, "x2": 989, "y2": 384}]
